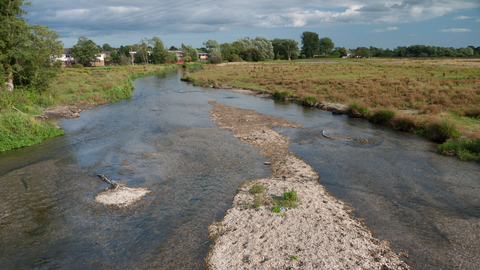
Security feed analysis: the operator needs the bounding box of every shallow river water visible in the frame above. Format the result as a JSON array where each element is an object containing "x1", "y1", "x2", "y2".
[{"x1": 1, "y1": 70, "x2": 479, "y2": 269}]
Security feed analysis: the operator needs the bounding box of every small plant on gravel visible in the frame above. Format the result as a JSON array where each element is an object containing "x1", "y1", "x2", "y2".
[
  {"x1": 271, "y1": 188, "x2": 300, "y2": 211},
  {"x1": 250, "y1": 184, "x2": 265, "y2": 195},
  {"x1": 283, "y1": 188, "x2": 298, "y2": 201},
  {"x1": 290, "y1": 255, "x2": 298, "y2": 261}
]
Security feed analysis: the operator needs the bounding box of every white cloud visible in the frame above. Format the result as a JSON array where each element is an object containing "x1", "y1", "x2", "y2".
[
  {"x1": 367, "y1": 26, "x2": 399, "y2": 33},
  {"x1": 441, "y1": 28, "x2": 472, "y2": 32},
  {"x1": 453, "y1": 15, "x2": 471, "y2": 20},
  {"x1": 25, "y1": 0, "x2": 480, "y2": 37}
]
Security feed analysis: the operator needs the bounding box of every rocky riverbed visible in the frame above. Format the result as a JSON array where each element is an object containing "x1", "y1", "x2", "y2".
[{"x1": 205, "y1": 101, "x2": 409, "y2": 270}]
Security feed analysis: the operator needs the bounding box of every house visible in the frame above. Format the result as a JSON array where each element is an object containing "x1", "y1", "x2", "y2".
[
  {"x1": 198, "y1": 51, "x2": 209, "y2": 61},
  {"x1": 56, "y1": 48, "x2": 106, "y2": 67},
  {"x1": 169, "y1": 50, "x2": 184, "y2": 60}
]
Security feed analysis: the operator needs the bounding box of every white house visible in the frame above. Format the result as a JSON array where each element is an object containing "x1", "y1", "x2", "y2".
[{"x1": 57, "y1": 48, "x2": 106, "y2": 67}]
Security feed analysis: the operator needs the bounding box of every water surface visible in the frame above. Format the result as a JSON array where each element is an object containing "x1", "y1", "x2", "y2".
[{"x1": 1, "y1": 70, "x2": 479, "y2": 269}]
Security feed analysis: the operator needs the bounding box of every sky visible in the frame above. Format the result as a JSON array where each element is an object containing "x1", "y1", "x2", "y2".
[{"x1": 25, "y1": 0, "x2": 480, "y2": 49}]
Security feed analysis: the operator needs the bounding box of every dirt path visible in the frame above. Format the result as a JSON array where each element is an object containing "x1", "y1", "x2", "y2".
[{"x1": 205, "y1": 101, "x2": 409, "y2": 269}]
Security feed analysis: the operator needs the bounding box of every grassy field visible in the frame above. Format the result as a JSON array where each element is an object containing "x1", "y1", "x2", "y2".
[
  {"x1": 183, "y1": 58, "x2": 480, "y2": 160},
  {"x1": 0, "y1": 64, "x2": 180, "y2": 152}
]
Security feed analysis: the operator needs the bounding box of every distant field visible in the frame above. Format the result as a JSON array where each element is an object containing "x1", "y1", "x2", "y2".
[{"x1": 185, "y1": 58, "x2": 480, "y2": 139}]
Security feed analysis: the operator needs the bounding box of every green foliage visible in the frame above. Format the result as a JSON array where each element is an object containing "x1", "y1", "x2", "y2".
[
  {"x1": 283, "y1": 188, "x2": 298, "y2": 202},
  {"x1": 250, "y1": 184, "x2": 265, "y2": 195},
  {"x1": 210, "y1": 55, "x2": 223, "y2": 64},
  {"x1": 368, "y1": 109, "x2": 396, "y2": 125},
  {"x1": 102, "y1": 43, "x2": 114, "y2": 51},
  {"x1": 240, "y1": 48, "x2": 265, "y2": 62},
  {"x1": 71, "y1": 36, "x2": 101, "y2": 66},
  {"x1": 290, "y1": 255, "x2": 298, "y2": 261},
  {"x1": 72, "y1": 63, "x2": 83, "y2": 68},
  {"x1": 438, "y1": 138, "x2": 480, "y2": 161},
  {"x1": 425, "y1": 119, "x2": 461, "y2": 142},
  {"x1": 272, "y1": 38, "x2": 300, "y2": 60},
  {"x1": 348, "y1": 102, "x2": 369, "y2": 115},
  {"x1": 151, "y1": 36, "x2": 169, "y2": 64},
  {"x1": 0, "y1": 113, "x2": 65, "y2": 152},
  {"x1": 302, "y1": 95, "x2": 317, "y2": 104},
  {"x1": 169, "y1": 46, "x2": 178, "y2": 50},
  {"x1": 319, "y1": 37, "x2": 334, "y2": 55},
  {"x1": 273, "y1": 90, "x2": 294, "y2": 100},
  {"x1": 271, "y1": 188, "x2": 299, "y2": 211},
  {"x1": 203, "y1": 39, "x2": 220, "y2": 54},
  {"x1": 301, "y1": 31, "x2": 320, "y2": 58},
  {"x1": 0, "y1": 1, "x2": 63, "y2": 93},
  {"x1": 182, "y1": 44, "x2": 198, "y2": 62},
  {"x1": 272, "y1": 207, "x2": 281, "y2": 213}
]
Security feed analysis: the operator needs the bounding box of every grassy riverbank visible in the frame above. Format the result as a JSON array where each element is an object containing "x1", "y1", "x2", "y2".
[
  {"x1": 183, "y1": 58, "x2": 480, "y2": 161},
  {"x1": 0, "y1": 64, "x2": 180, "y2": 152}
]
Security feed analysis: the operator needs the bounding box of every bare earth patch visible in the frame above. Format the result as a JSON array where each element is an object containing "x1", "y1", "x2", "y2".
[{"x1": 205, "y1": 101, "x2": 409, "y2": 270}]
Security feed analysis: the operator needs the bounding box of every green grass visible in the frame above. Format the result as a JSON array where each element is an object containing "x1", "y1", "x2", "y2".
[
  {"x1": 425, "y1": 118, "x2": 461, "y2": 142},
  {"x1": 438, "y1": 138, "x2": 480, "y2": 161},
  {"x1": 250, "y1": 184, "x2": 265, "y2": 195},
  {"x1": 0, "y1": 113, "x2": 65, "y2": 152},
  {"x1": 1, "y1": 64, "x2": 181, "y2": 152}
]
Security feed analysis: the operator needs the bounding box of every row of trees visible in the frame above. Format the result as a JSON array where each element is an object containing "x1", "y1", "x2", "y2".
[
  {"x1": 1, "y1": 0, "x2": 63, "y2": 93},
  {"x1": 348, "y1": 45, "x2": 479, "y2": 58}
]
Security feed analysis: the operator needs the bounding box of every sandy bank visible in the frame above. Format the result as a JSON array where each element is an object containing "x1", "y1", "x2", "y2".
[{"x1": 205, "y1": 101, "x2": 409, "y2": 269}]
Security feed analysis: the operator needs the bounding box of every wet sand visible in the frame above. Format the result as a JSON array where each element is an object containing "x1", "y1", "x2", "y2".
[{"x1": 205, "y1": 101, "x2": 409, "y2": 269}]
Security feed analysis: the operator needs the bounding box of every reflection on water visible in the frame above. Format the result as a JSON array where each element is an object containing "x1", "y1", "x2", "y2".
[{"x1": 1, "y1": 70, "x2": 479, "y2": 269}]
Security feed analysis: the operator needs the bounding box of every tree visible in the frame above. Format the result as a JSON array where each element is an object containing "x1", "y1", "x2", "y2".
[
  {"x1": 281, "y1": 39, "x2": 299, "y2": 60},
  {"x1": 181, "y1": 44, "x2": 198, "y2": 62},
  {"x1": 71, "y1": 36, "x2": 101, "y2": 66},
  {"x1": 166, "y1": 51, "x2": 178, "y2": 63},
  {"x1": 203, "y1": 39, "x2": 219, "y2": 53},
  {"x1": 169, "y1": 46, "x2": 178, "y2": 50},
  {"x1": 318, "y1": 37, "x2": 334, "y2": 55},
  {"x1": 151, "y1": 36, "x2": 168, "y2": 64},
  {"x1": 301, "y1": 31, "x2": 320, "y2": 58},
  {"x1": 233, "y1": 37, "x2": 274, "y2": 60},
  {"x1": 0, "y1": 0, "x2": 63, "y2": 92},
  {"x1": 136, "y1": 37, "x2": 151, "y2": 65},
  {"x1": 102, "y1": 43, "x2": 114, "y2": 51}
]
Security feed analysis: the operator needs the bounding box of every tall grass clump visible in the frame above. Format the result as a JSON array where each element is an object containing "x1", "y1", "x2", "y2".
[
  {"x1": 0, "y1": 113, "x2": 65, "y2": 152},
  {"x1": 348, "y1": 102, "x2": 369, "y2": 116},
  {"x1": 368, "y1": 109, "x2": 396, "y2": 125},
  {"x1": 425, "y1": 118, "x2": 461, "y2": 142},
  {"x1": 273, "y1": 90, "x2": 294, "y2": 100},
  {"x1": 390, "y1": 113, "x2": 418, "y2": 132},
  {"x1": 438, "y1": 138, "x2": 480, "y2": 161},
  {"x1": 302, "y1": 95, "x2": 317, "y2": 105}
]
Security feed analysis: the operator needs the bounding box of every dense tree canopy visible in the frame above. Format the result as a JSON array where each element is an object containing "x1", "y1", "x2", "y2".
[
  {"x1": 151, "y1": 36, "x2": 169, "y2": 64},
  {"x1": 319, "y1": 37, "x2": 334, "y2": 55},
  {"x1": 0, "y1": 0, "x2": 63, "y2": 92},
  {"x1": 102, "y1": 43, "x2": 114, "y2": 51},
  {"x1": 71, "y1": 36, "x2": 102, "y2": 66},
  {"x1": 272, "y1": 38, "x2": 299, "y2": 60},
  {"x1": 181, "y1": 44, "x2": 198, "y2": 62},
  {"x1": 300, "y1": 31, "x2": 320, "y2": 58},
  {"x1": 233, "y1": 37, "x2": 274, "y2": 60},
  {"x1": 169, "y1": 46, "x2": 178, "y2": 51}
]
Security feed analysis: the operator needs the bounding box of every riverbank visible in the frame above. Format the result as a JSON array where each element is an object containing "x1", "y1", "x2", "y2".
[
  {"x1": 182, "y1": 59, "x2": 480, "y2": 161},
  {"x1": 205, "y1": 101, "x2": 409, "y2": 269},
  {"x1": 0, "y1": 64, "x2": 181, "y2": 152}
]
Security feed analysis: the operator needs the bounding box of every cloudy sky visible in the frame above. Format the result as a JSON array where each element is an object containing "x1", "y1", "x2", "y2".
[{"x1": 25, "y1": 0, "x2": 480, "y2": 49}]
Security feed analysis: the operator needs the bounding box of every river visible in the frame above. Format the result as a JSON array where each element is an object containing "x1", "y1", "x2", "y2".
[{"x1": 0, "y1": 69, "x2": 479, "y2": 269}]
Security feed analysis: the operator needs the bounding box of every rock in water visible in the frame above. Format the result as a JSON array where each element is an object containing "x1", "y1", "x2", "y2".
[{"x1": 94, "y1": 186, "x2": 152, "y2": 207}]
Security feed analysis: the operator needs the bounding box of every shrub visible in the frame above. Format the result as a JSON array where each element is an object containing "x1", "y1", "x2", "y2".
[
  {"x1": 425, "y1": 118, "x2": 461, "y2": 142},
  {"x1": 73, "y1": 64, "x2": 83, "y2": 68},
  {"x1": 283, "y1": 188, "x2": 298, "y2": 202},
  {"x1": 368, "y1": 109, "x2": 396, "y2": 125},
  {"x1": 210, "y1": 55, "x2": 223, "y2": 64}
]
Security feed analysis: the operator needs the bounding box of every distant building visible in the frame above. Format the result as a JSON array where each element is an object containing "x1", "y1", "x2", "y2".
[
  {"x1": 198, "y1": 51, "x2": 209, "y2": 61},
  {"x1": 56, "y1": 48, "x2": 106, "y2": 67}
]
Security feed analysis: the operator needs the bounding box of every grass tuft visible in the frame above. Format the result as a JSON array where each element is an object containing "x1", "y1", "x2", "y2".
[
  {"x1": 438, "y1": 138, "x2": 480, "y2": 161},
  {"x1": 368, "y1": 109, "x2": 396, "y2": 125},
  {"x1": 425, "y1": 118, "x2": 461, "y2": 142}
]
